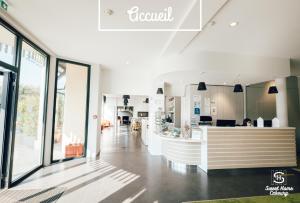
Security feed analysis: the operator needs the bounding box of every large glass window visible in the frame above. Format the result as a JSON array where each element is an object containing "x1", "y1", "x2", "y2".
[
  {"x1": 52, "y1": 60, "x2": 89, "y2": 161},
  {"x1": 0, "y1": 24, "x2": 16, "y2": 66},
  {"x1": 12, "y1": 41, "x2": 47, "y2": 180}
]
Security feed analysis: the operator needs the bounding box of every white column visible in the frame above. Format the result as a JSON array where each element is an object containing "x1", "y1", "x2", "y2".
[
  {"x1": 147, "y1": 83, "x2": 165, "y2": 155},
  {"x1": 87, "y1": 64, "x2": 102, "y2": 158},
  {"x1": 243, "y1": 85, "x2": 247, "y2": 119},
  {"x1": 275, "y1": 78, "x2": 288, "y2": 127}
]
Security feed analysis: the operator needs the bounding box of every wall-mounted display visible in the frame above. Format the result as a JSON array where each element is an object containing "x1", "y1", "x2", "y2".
[{"x1": 194, "y1": 108, "x2": 200, "y2": 115}]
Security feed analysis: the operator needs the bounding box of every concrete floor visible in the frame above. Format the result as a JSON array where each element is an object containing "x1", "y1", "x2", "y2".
[
  {"x1": 100, "y1": 126, "x2": 300, "y2": 203},
  {"x1": 5, "y1": 125, "x2": 300, "y2": 203}
]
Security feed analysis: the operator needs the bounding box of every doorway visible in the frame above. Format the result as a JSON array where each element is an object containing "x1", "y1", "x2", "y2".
[{"x1": 0, "y1": 66, "x2": 16, "y2": 188}]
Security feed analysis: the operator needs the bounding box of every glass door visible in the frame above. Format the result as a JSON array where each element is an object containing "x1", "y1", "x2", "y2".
[
  {"x1": 0, "y1": 20, "x2": 49, "y2": 187},
  {"x1": 0, "y1": 67, "x2": 16, "y2": 188},
  {"x1": 11, "y1": 41, "x2": 47, "y2": 182}
]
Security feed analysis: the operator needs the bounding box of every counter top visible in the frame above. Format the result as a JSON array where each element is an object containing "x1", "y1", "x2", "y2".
[
  {"x1": 193, "y1": 126, "x2": 296, "y2": 130},
  {"x1": 159, "y1": 134, "x2": 202, "y2": 143}
]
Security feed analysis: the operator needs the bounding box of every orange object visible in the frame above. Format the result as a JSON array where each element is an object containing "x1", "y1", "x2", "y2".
[
  {"x1": 65, "y1": 144, "x2": 74, "y2": 158},
  {"x1": 65, "y1": 144, "x2": 84, "y2": 158},
  {"x1": 101, "y1": 120, "x2": 111, "y2": 128},
  {"x1": 77, "y1": 144, "x2": 84, "y2": 156}
]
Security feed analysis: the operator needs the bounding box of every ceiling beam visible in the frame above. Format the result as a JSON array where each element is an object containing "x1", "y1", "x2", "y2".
[{"x1": 160, "y1": 0, "x2": 230, "y2": 57}]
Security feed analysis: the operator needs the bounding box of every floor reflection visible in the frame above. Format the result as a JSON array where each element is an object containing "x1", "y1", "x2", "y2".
[
  {"x1": 101, "y1": 125, "x2": 146, "y2": 153},
  {"x1": 6, "y1": 159, "x2": 140, "y2": 203},
  {"x1": 3, "y1": 125, "x2": 299, "y2": 203}
]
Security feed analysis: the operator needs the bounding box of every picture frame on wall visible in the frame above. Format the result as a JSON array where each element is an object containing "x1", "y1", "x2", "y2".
[
  {"x1": 194, "y1": 107, "x2": 200, "y2": 115},
  {"x1": 211, "y1": 106, "x2": 217, "y2": 116}
]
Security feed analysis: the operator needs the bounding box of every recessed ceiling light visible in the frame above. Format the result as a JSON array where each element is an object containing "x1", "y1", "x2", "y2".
[
  {"x1": 229, "y1": 22, "x2": 239, "y2": 27},
  {"x1": 223, "y1": 82, "x2": 227, "y2": 85},
  {"x1": 125, "y1": 60, "x2": 130, "y2": 65},
  {"x1": 105, "y1": 9, "x2": 114, "y2": 16}
]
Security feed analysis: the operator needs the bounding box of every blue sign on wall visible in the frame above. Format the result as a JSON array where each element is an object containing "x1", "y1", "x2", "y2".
[{"x1": 194, "y1": 108, "x2": 200, "y2": 115}]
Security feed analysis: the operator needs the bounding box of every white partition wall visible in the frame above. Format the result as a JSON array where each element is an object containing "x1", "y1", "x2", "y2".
[
  {"x1": 147, "y1": 94, "x2": 164, "y2": 155},
  {"x1": 185, "y1": 85, "x2": 244, "y2": 126},
  {"x1": 148, "y1": 83, "x2": 166, "y2": 156}
]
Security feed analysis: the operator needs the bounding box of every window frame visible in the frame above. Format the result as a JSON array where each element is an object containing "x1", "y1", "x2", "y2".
[
  {"x1": 0, "y1": 17, "x2": 50, "y2": 188},
  {"x1": 51, "y1": 58, "x2": 90, "y2": 163}
]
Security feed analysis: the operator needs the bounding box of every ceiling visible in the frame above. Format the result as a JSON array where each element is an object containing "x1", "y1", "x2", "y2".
[
  {"x1": 5, "y1": 0, "x2": 228, "y2": 69},
  {"x1": 187, "y1": 0, "x2": 300, "y2": 59},
  {"x1": 5, "y1": 0, "x2": 204, "y2": 69},
  {"x1": 4, "y1": 0, "x2": 300, "y2": 93}
]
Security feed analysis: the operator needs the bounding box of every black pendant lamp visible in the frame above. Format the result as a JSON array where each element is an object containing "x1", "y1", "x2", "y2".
[
  {"x1": 268, "y1": 86, "x2": 278, "y2": 94},
  {"x1": 103, "y1": 95, "x2": 106, "y2": 103},
  {"x1": 197, "y1": 82, "x2": 207, "y2": 91},
  {"x1": 157, "y1": 88, "x2": 163, "y2": 94},
  {"x1": 123, "y1": 98, "x2": 129, "y2": 106},
  {"x1": 123, "y1": 95, "x2": 130, "y2": 106},
  {"x1": 233, "y1": 84, "x2": 243, "y2": 93},
  {"x1": 233, "y1": 74, "x2": 243, "y2": 93}
]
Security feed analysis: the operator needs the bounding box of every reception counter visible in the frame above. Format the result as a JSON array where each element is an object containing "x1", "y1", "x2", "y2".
[
  {"x1": 150, "y1": 126, "x2": 297, "y2": 173},
  {"x1": 197, "y1": 127, "x2": 297, "y2": 172},
  {"x1": 160, "y1": 135, "x2": 202, "y2": 165}
]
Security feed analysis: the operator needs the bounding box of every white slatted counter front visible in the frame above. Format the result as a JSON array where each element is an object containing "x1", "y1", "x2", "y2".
[
  {"x1": 160, "y1": 136, "x2": 202, "y2": 166},
  {"x1": 197, "y1": 127, "x2": 297, "y2": 172}
]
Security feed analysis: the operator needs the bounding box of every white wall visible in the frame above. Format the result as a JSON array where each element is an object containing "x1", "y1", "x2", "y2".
[
  {"x1": 246, "y1": 81, "x2": 277, "y2": 120},
  {"x1": 63, "y1": 64, "x2": 87, "y2": 146},
  {"x1": 87, "y1": 64, "x2": 102, "y2": 158},
  {"x1": 115, "y1": 96, "x2": 149, "y2": 118},
  {"x1": 154, "y1": 51, "x2": 291, "y2": 96},
  {"x1": 182, "y1": 85, "x2": 244, "y2": 126},
  {"x1": 99, "y1": 52, "x2": 290, "y2": 98},
  {"x1": 102, "y1": 96, "x2": 117, "y2": 126},
  {"x1": 101, "y1": 68, "x2": 153, "y2": 95},
  {"x1": 131, "y1": 96, "x2": 149, "y2": 117},
  {"x1": 103, "y1": 95, "x2": 149, "y2": 123}
]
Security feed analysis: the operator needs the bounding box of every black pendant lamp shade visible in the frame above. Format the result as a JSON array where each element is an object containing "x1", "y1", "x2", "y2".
[
  {"x1": 268, "y1": 86, "x2": 278, "y2": 94},
  {"x1": 103, "y1": 95, "x2": 106, "y2": 103},
  {"x1": 123, "y1": 95, "x2": 130, "y2": 106},
  {"x1": 145, "y1": 98, "x2": 149, "y2": 103},
  {"x1": 157, "y1": 88, "x2": 164, "y2": 94},
  {"x1": 123, "y1": 98, "x2": 129, "y2": 106},
  {"x1": 233, "y1": 84, "x2": 243, "y2": 93},
  {"x1": 197, "y1": 82, "x2": 207, "y2": 91}
]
